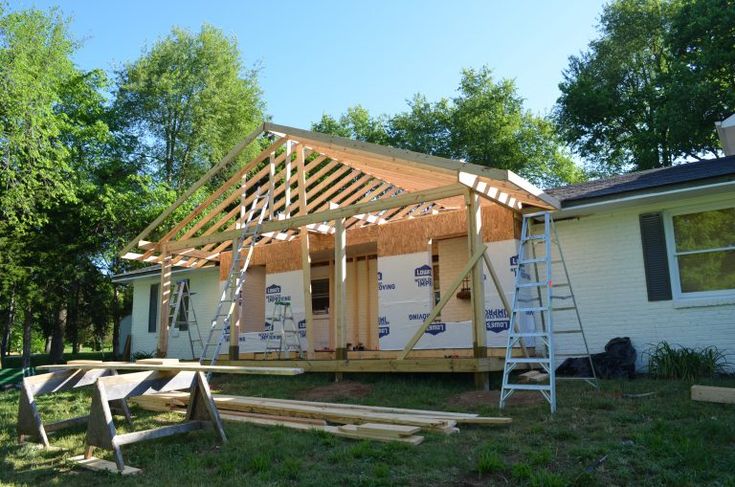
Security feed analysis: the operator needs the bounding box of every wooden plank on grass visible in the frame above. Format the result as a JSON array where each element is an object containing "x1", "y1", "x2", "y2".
[
  {"x1": 69, "y1": 455, "x2": 141, "y2": 475},
  {"x1": 352, "y1": 423, "x2": 421, "y2": 438},
  {"x1": 691, "y1": 385, "x2": 735, "y2": 404}
]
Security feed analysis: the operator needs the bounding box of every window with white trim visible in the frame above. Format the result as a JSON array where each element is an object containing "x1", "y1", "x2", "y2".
[{"x1": 665, "y1": 204, "x2": 735, "y2": 298}]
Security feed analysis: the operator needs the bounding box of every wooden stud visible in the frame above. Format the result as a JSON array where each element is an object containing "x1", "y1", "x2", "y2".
[
  {"x1": 467, "y1": 191, "x2": 488, "y2": 390},
  {"x1": 691, "y1": 385, "x2": 735, "y2": 404},
  {"x1": 334, "y1": 218, "x2": 347, "y2": 366},
  {"x1": 296, "y1": 145, "x2": 314, "y2": 357},
  {"x1": 157, "y1": 252, "x2": 172, "y2": 358}
]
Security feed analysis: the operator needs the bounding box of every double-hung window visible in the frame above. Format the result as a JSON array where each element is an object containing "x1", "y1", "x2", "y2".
[{"x1": 664, "y1": 204, "x2": 735, "y2": 300}]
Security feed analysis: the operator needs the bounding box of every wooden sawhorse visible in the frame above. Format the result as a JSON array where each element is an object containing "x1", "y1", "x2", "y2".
[
  {"x1": 82, "y1": 369, "x2": 226, "y2": 473},
  {"x1": 18, "y1": 365, "x2": 131, "y2": 448}
]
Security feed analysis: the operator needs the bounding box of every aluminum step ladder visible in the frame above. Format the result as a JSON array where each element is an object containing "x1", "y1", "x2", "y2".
[
  {"x1": 265, "y1": 300, "x2": 304, "y2": 359},
  {"x1": 169, "y1": 279, "x2": 204, "y2": 360},
  {"x1": 199, "y1": 186, "x2": 271, "y2": 370},
  {"x1": 499, "y1": 211, "x2": 598, "y2": 413}
]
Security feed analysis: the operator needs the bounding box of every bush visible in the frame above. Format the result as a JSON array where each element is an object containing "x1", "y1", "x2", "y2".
[
  {"x1": 131, "y1": 350, "x2": 155, "y2": 361},
  {"x1": 646, "y1": 341, "x2": 728, "y2": 381}
]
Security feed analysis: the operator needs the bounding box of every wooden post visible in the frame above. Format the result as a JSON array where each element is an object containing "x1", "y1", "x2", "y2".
[
  {"x1": 284, "y1": 141, "x2": 292, "y2": 218},
  {"x1": 334, "y1": 218, "x2": 347, "y2": 375},
  {"x1": 466, "y1": 191, "x2": 488, "y2": 390},
  {"x1": 268, "y1": 151, "x2": 276, "y2": 221},
  {"x1": 229, "y1": 169, "x2": 249, "y2": 360},
  {"x1": 296, "y1": 145, "x2": 314, "y2": 357},
  {"x1": 157, "y1": 251, "x2": 172, "y2": 358}
]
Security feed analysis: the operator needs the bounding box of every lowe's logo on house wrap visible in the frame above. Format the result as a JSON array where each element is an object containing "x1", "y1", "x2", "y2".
[
  {"x1": 424, "y1": 322, "x2": 446, "y2": 336},
  {"x1": 413, "y1": 265, "x2": 432, "y2": 288},
  {"x1": 485, "y1": 308, "x2": 510, "y2": 333},
  {"x1": 377, "y1": 271, "x2": 396, "y2": 292},
  {"x1": 378, "y1": 316, "x2": 390, "y2": 338},
  {"x1": 266, "y1": 284, "x2": 281, "y2": 295}
]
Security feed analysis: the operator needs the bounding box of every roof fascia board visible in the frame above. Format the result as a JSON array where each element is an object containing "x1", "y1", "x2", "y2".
[{"x1": 555, "y1": 179, "x2": 735, "y2": 218}]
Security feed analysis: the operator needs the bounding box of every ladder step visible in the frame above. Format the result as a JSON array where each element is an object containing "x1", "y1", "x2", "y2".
[
  {"x1": 553, "y1": 306, "x2": 577, "y2": 311},
  {"x1": 502, "y1": 384, "x2": 552, "y2": 391},
  {"x1": 517, "y1": 281, "x2": 548, "y2": 288},
  {"x1": 509, "y1": 332, "x2": 550, "y2": 338},
  {"x1": 506, "y1": 357, "x2": 551, "y2": 364},
  {"x1": 555, "y1": 329, "x2": 583, "y2": 334},
  {"x1": 524, "y1": 234, "x2": 547, "y2": 241},
  {"x1": 514, "y1": 306, "x2": 548, "y2": 313}
]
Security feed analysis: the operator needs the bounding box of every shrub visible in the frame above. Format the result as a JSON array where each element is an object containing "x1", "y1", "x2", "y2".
[
  {"x1": 646, "y1": 341, "x2": 728, "y2": 380},
  {"x1": 131, "y1": 350, "x2": 155, "y2": 361}
]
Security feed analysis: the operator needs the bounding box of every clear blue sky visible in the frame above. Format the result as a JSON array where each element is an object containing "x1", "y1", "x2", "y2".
[{"x1": 12, "y1": 0, "x2": 606, "y2": 129}]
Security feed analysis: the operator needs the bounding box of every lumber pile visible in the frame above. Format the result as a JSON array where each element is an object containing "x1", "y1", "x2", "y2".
[
  {"x1": 130, "y1": 392, "x2": 511, "y2": 445},
  {"x1": 691, "y1": 385, "x2": 735, "y2": 404}
]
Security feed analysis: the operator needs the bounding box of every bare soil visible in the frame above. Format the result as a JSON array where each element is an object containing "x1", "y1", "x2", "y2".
[
  {"x1": 447, "y1": 390, "x2": 544, "y2": 408},
  {"x1": 295, "y1": 380, "x2": 373, "y2": 401}
]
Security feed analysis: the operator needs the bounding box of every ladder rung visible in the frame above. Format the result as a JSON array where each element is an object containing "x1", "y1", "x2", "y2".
[
  {"x1": 517, "y1": 281, "x2": 548, "y2": 288},
  {"x1": 509, "y1": 332, "x2": 549, "y2": 338},
  {"x1": 553, "y1": 306, "x2": 577, "y2": 311},
  {"x1": 555, "y1": 329, "x2": 582, "y2": 334},
  {"x1": 503, "y1": 384, "x2": 552, "y2": 391},
  {"x1": 514, "y1": 306, "x2": 548, "y2": 313},
  {"x1": 524, "y1": 234, "x2": 547, "y2": 241},
  {"x1": 506, "y1": 357, "x2": 551, "y2": 364}
]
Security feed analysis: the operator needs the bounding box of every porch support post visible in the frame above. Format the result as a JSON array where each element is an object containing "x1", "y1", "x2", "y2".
[
  {"x1": 334, "y1": 217, "x2": 347, "y2": 366},
  {"x1": 467, "y1": 190, "x2": 488, "y2": 390},
  {"x1": 296, "y1": 145, "x2": 314, "y2": 357},
  {"x1": 157, "y1": 250, "x2": 172, "y2": 358}
]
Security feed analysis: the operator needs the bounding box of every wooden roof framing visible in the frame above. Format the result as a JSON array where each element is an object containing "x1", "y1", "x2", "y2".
[{"x1": 120, "y1": 122, "x2": 560, "y2": 268}]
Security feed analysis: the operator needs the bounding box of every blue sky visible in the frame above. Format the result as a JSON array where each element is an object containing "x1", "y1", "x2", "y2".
[{"x1": 12, "y1": 0, "x2": 606, "y2": 128}]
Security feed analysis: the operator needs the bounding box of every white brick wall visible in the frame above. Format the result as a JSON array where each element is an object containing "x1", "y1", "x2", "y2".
[
  {"x1": 554, "y1": 192, "x2": 735, "y2": 369},
  {"x1": 130, "y1": 267, "x2": 220, "y2": 359}
]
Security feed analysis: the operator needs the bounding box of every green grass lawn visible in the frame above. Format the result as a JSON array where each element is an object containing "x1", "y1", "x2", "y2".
[{"x1": 1, "y1": 372, "x2": 734, "y2": 486}]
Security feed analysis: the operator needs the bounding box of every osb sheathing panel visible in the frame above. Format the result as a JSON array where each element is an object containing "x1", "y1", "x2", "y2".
[{"x1": 218, "y1": 203, "x2": 517, "y2": 278}]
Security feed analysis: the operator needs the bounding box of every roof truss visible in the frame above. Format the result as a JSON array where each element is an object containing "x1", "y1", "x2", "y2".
[{"x1": 121, "y1": 123, "x2": 559, "y2": 268}]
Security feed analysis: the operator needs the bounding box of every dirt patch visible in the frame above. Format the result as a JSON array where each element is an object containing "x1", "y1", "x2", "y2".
[
  {"x1": 447, "y1": 390, "x2": 544, "y2": 408},
  {"x1": 295, "y1": 380, "x2": 373, "y2": 402}
]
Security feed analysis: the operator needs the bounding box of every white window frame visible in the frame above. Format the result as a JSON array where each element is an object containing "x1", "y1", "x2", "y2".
[{"x1": 663, "y1": 201, "x2": 735, "y2": 301}]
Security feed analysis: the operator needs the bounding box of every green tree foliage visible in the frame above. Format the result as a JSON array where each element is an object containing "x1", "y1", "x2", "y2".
[
  {"x1": 313, "y1": 67, "x2": 584, "y2": 188},
  {"x1": 113, "y1": 24, "x2": 264, "y2": 190},
  {"x1": 556, "y1": 0, "x2": 735, "y2": 175},
  {"x1": 0, "y1": 7, "x2": 78, "y2": 232}
]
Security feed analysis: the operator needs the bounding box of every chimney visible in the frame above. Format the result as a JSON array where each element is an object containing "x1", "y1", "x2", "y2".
[{"x1": 715, "y1": 114, "x2": 735, "y2": 156}]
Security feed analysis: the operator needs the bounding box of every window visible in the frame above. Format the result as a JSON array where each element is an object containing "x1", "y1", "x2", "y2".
[
  {"x1": 665, "y1": 204, "x2": 735, "y2": 299},
  {"x1": 311, "y1": 279, "x2": 330, "y2": 314},
  {"x1": 148, "y1": 283, "x2": 159, "y2": 333}
]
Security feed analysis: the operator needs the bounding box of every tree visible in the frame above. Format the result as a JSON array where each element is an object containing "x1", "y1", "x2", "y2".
[
  {"x1": 113, "y1": 24, "x2": 265, "y2": 191},
  {"x1": 556, "y1": 0, "x2": 735, "y2": 175},
  {"x1": 314, "y1": 67, "x2": 584, "y2": 188},
  {"x1": 0, "y1": 7, "x2": 78, "y2": 233}
]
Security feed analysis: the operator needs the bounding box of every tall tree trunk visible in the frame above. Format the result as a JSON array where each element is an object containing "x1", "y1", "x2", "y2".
[
  {"x1": 112, "y1": 284, "x2": 121, "y2": 358},
  {"x1": 0, "y1": 291, "x2": 15, "y2": 369},
  {"x1": 22, "y1": 305, "x2": 32, "y2": 370},
  {"x1": 67, "y1": 284, "x2": 80, "y2": 354},
  {"x1": 49, "y1": 306, "x2": 66, "y2": 363}
]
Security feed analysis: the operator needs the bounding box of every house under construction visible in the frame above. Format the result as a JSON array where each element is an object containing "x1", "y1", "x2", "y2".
[{"x1": 118, "y1": 123, "x2": 560, "y2": 387}]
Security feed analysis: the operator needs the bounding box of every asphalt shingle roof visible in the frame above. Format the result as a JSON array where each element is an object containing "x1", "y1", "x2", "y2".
[{"x1": 547, "y1": 156, "x2": 735, "y2": 206}]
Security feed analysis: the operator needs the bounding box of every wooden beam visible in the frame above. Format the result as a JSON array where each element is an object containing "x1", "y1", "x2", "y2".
[
  {"x1": 156, "y1": 253, "x2": 172, "y2": 357},
  {"x1": 467, "y1": 191, "x2": 488, "y2": 390},
  {"x1": 334, "y1": 218, "x2": 347, "y2": 361},
  {"x1": 39, "y1": 363, "x2": 304, "y2": 376},
  {"x1": 284, "y1": 141, "x2": 292, "y2": 218},
  {"x1": 168, "y1": 184, "x2": 466, "y2": 251},
  {"x1": 458, "y1": 171, "x2": 523, "y2": 211},
  {"x1": 120, "y1": 123, "x2": 265, "y2": 256},
  {"x1": 398, "y1": 247, "x2": 486, "y2": 360},
  {"x1": 296, "y1": 145, "x2": 314, "y2": 357},
  {"x1": 691, "y1": 385, "x2": 735, "y2": 404}
]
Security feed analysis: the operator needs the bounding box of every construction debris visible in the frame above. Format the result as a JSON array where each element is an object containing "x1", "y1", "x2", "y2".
[{"x1": 130, "y1": 391, "x2": 511, "y2": 445}]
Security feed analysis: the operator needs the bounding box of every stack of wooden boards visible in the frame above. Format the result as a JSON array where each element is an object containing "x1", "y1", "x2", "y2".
[{"x1": 130, "y1": 392, "x2": 512, "y2": 445}]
